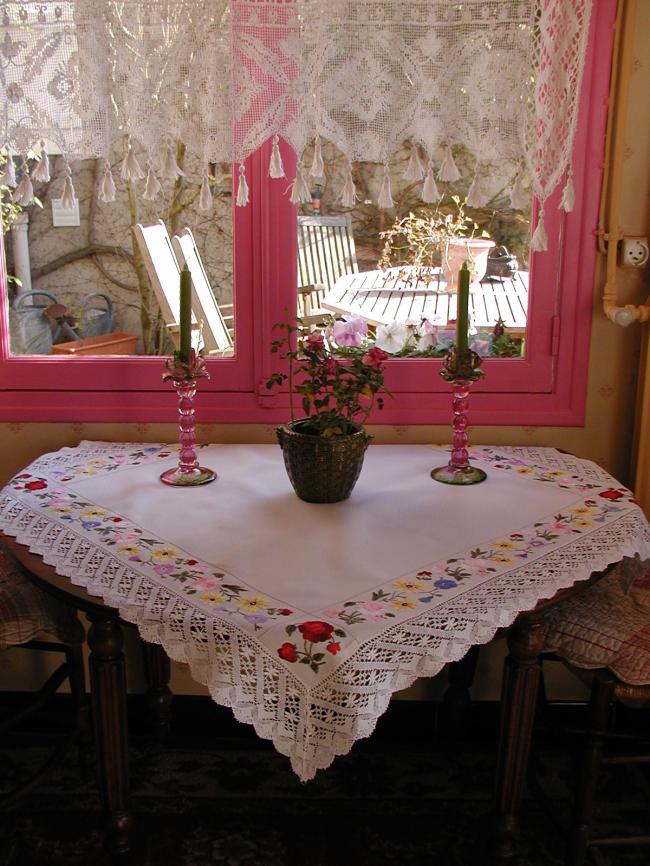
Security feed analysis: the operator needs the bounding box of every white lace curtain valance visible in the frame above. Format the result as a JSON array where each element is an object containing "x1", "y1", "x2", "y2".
[{"x1": 0, "y1": 0, "x2": 593, "y2": 249}]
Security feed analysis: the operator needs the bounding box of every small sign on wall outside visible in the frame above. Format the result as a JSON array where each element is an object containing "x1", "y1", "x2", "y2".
[{"x1": 51, "y1": 197, "x2": 80, "y2": 227}]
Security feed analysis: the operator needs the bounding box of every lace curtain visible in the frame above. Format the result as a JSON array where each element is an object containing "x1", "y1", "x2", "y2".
[{"x1": 0, "y1": 0, "x2": 592, "y2": 249}]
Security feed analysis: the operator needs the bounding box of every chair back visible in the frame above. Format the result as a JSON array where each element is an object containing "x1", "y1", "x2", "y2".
[
  {"x1": 297, "y1": 215, "x2": 358, "y2": 315},
  {"x1": 172, "y1": 228, "x2": 234, "y2": 354},
  {"x1": 133, "y1": 220, "x2": 183, "y2": 327}
]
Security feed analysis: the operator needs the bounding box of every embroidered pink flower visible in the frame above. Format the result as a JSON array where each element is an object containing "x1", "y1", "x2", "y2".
[
  {"x1": 193, "y1": 576, "x2": 222, "y2": 590},
  {"x1": 360, "y1": 600, "x2": 387, "y2": 612}
]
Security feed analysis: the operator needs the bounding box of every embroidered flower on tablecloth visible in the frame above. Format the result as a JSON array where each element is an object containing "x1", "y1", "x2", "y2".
[{"x1": 278, "y1": 620, "x2": 346, "y2": 672}]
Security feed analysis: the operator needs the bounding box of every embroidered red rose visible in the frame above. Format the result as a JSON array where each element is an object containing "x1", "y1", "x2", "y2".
[
  {"x1": 279, "y1": 608, "x2": 293, "y2": 616},
  {"x1": 278, "y1": 642, "x2": 298, "y2": 662},
  {"x1": 599, "y1": 489, "x2": 624, "y2": 501},
  {"x1": 326, "y1": 642, "x2": 341, "y2": 655},
  {"x1": 298, "y1": 621, "x2": 335, "y2": 643},
  {"x1": 25, "y1": 480, "x2": 47, "y2": 491},
  {"x1": 112, "y1": 517, "x2": 123, "y2": 523},
  {"x1": 186, "y1": 560, "x2": 198, "y2": 566}
]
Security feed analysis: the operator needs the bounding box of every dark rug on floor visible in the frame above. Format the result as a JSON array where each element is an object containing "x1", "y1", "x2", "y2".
[{"x1": 1, "y1": 736, "x2": 649, "y2": 866}]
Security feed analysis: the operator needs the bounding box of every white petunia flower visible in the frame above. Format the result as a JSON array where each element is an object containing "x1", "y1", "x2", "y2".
[{"x1": 374, "y1": 321, "x2": 409, "y2": 353}]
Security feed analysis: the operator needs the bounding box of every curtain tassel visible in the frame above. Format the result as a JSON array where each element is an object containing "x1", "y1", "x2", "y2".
[
  {"x1": 310, "y1": 136, "x2": 324, "y2": 179},
  {"x1": 162, "y1": 141, "x2": 184, "y2": 180},
  {"x1": 60, "y1": 164, "x2": 77, "y2": 210},
  {"x1": 404, "y1": 144, "x2": 425, "y2": 182},
  {"x1": 466, "y1": 169, "x2": 489, "y2": 208},
  {"x1": 32, "y1": 140, "x2": 50, "y2": 183},
  {"x1": 438, "y1": 144, "x2": 460, "y2": 183},
  {"x1": 236, "y1": 164, "x2": 249, "y2": 207},
  {"x1": 1, "y1": 154, "x2": 17, "y2": 188},
  {"x1": 12, "y1": 163, "x2": 34, "y2": 206},
  {"x1": 199, "y1": 168, "x2": 213, "y2": 212},
  {"x1": 268, "y1": 135, "x2": 285, "y2": 179},
  {"x1": 142, "y1": 165, "x2": 162, "y2": 201},
  {"x1": 377, "y1": 164, "x2": 394, "y2": 209},
  {"x1": 560, "y1": 171, "x2": 575, "y2": 212},
  {"x1": 422, "y1": 160, "x2": 440, "y2": 203},
  {"x1": 510, "y1": 171, "x2": 528, "y2": 210},
  {"x1": 339, "y1": 163, "x2": 358, "y2": 208},
  {"x1": 530, "y1": 208, "x2": 548, "y2": 252},
  {"x1": 288, "y1": 164, "x2": 311, "y2": 205},
  {"x1": 99, "y1": 159, "x2": 116, "y2": 203},
  {"x1": 120, "y1": 141, "x2": 145, "y2": 182}
]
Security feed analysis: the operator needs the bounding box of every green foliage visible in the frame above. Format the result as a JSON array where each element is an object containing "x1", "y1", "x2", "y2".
[{"x1": 266, "y1": 317, "x2": 389, "y2": 436}]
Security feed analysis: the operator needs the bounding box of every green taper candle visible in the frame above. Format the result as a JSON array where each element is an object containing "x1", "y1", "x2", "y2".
[
  {"x1": 456, "y1": 261, "x2": 470, "y2": 358},
  {"x1": 179, "y1": 264, "x2": 192, "y2": 361}
]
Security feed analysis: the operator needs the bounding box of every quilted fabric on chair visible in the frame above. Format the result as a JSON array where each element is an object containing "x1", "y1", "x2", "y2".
[
  {"x1": 0, "y1": 546, "x2": 84, "y2": 650},
  {"x1": 541, "y1": 556, "x2": 650, "y2": 865},
  {"x1": 542, "y1": 556, "x2": 650, "y2": 686}
]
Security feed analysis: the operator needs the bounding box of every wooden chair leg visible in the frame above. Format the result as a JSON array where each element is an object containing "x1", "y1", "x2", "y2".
[
  {"x1": 142, "y1": 641, "x2": 172, "y2": 745},
  {"x1": 565, "y1": 670, "x2": 616, "y2": 866},
  {"x1": 65, "y1": 641, "x2": 92, "y2": 766},
  {"x1": 88, "y1": 614, "x2": 132, "y2": 865}
]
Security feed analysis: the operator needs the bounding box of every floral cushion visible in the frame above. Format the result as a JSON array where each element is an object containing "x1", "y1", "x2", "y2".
[
  {"x1": 0, "y1": 546, "x2": 84, "y2": 650},
  {"x1": 542, "y1": 557, "x2": 650, "y2": 686}
]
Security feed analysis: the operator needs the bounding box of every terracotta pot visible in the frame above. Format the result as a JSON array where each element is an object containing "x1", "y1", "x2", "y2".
[
  {"x1": 276, "y1": 420, "x2": 372, "y2": 503},
  {"x1": 441, "y1": 238, "x2": 495, "y2": 291}
]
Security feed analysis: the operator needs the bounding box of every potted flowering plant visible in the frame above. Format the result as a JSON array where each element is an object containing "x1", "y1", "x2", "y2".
[
  {"x1": 267, "y1": 315, "x2": 388, "y2": 502},
  {"x1": 378, "y1": 195, "x2": 493, "y2": 291}
]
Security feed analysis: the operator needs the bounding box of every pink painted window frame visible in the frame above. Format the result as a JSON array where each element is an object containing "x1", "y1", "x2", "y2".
[{"x1": 0, "y1": 0, "x2": 615, "y2": 425}]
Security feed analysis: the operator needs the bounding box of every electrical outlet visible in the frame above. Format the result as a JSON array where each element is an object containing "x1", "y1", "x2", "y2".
[{"x1": 620, "y1": 237, "x2": 649, "y2": 268}]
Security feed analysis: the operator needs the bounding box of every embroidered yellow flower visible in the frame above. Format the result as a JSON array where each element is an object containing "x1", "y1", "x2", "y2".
[
  {"x1": 51, "y1": 506, "x2": 71, "y2": 514},
  {"x1": 547, "y1": 470, "x2": 566, "y2": 478},
  {"x1": 570, "y1": 505, "x2": 596, "y2": 516},
  {"x1": 82, "y1": 507, "x2": 107, "y2": 518},
  {"x1": 573, "y1": 518, "x2": 594, "y2": 528},
  {"x1": 88, "y1": 459, "x2": 108, "y2": 467},
  {"x1": 151, "y1": 546, "x2": 180, "y2": 562},
  {"x1": 392, "y1": 578, "x2": 425, "y2": 593},
  {"x1": 391, "y1": 598, "x2": 416, "y2": 610},
  {"x1": 489, "y1": 554, "x2": 515, "y2": 565},
  {"x1": 515, "y1": 466, "x2": 535, "y2": 475},
  {"x1": 75, "y1": 468, "x2": 97, "y2": 476},
  {"x1": 199, "y1": 592, "x2": 226, "y2": 605},
  {"x1": 492, "y1": 540, "x2": 519, "y2": 551},
  {"x1": 116, "y1": 544, "x2": 142, "y2": 556},
  {"x1": 238, "y1": 595, "x2": 270, "y2": 612}
]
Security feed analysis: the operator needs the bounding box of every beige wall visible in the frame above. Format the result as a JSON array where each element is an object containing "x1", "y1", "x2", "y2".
[{"x1": 2, "y1": 9, "x2": 649, "y2": 701}]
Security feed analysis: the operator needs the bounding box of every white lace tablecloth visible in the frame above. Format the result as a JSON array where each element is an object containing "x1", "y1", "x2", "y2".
[{"x1": 1, "y1": 442, "x2": 649, "y2": 781}]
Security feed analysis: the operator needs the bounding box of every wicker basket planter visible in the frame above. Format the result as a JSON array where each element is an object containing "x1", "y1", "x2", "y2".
[{"x1": 276, "y1": 420, "x2": 372, "y2": 503}]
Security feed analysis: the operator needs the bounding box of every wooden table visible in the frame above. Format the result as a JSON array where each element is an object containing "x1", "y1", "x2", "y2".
[
  {"x1": 321, "y1": 267, "x2": 529, "y2": 333},
  {"x1": 2, "y1": 442, "x2": 646, "y2": 864}
]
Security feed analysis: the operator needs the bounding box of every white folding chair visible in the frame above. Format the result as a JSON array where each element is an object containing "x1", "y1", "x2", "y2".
[
  {"x1": 171, "y1": 228, "x2": 234, "y2": 354},
  {"x1": 297, "y1": 215, "x2": 359, "y2": 319}
]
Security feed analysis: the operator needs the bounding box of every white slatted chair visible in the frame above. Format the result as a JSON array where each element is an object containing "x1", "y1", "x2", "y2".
[
  {"x1": 297, "y1": 215, "x2": 359, "y2": 320},
  {"x1": 133, "y1": 221, "x2": 232, "y2": 355},
  {"x1": 171, "y1": 228, "x2": 234, "y2": 354}
]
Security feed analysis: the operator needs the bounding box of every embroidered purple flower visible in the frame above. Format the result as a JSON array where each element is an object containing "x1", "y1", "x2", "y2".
[
  {"x1": 154, "y1": 563, "x2": 175, "y2": 575},
  {"x1": 81, "y1": 519, "x2": 101, "y2": 529},
  {"x1": 244, "y1": 613, "x2": 269, "y2": 626}
]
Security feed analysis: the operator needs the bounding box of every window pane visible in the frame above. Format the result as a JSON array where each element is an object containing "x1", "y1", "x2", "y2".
[
  {"x1": 297, "y1": 141, "x2": 531, "y2": 360},
  {"x1": 2, "y1": 145, "x2": 234, "y2": 358}
]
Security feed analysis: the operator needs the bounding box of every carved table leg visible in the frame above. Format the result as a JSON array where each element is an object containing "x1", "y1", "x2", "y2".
[
  {"x1": 492, "y1": 613, "x2": 545, "y2": 864},
  {"x1": 142, "y1": 640, "x2": 172, "y2": 745},
  {"x1": 87, "y1": 614, "x2": 132, "y2": 865}
]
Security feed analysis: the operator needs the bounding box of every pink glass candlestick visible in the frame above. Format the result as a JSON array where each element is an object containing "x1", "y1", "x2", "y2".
[
  {"x1": 431, "y1": 378, "x2": 486, "y2": 485},
  {"x1": 160, "y1": 378, "x2": 216, "y2": 486}
]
